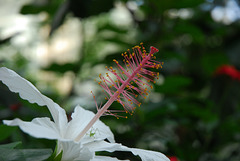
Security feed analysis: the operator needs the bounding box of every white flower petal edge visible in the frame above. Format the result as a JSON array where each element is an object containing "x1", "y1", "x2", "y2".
[
  {"x1": 0, "y1": 67, "x2": 68, "y2": 135},
  {"x1": 3, "y1": 117, "x2": 61, "y2": 140},
  {"x1": 90, "y1": 156, "x2": 129, "y2": 161},
  {"x1": 87, "y1": 141, "x2": 170, "y2": 161}
]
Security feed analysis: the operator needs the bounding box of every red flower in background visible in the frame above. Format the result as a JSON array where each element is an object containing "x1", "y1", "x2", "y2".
[
  {"x1": 215, "y1": 65, "x2": 240, "y2": 81},
  {"x1": 168, "y1": 156, "x2": 178, "y2": 161},
  {"x1": 9, "y1": 103, "x2": 21, "y2": 111}
]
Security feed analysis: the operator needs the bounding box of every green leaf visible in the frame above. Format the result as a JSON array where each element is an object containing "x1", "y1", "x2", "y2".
[
  {"x1": 175, "y1": 23, "x2": 205, "y2": 44},
  {"x1": 201, "y1": 52, "x2": 229, "y2": 76},
  {"x1": 0, "y1": 148, "x2": 25, "y2": 161},
  {"x1": 53, "y1": 150, "x2": 63, "y2": 161},
  {"x1": 0, "y1": 148, "x2": 52, "y2": 161},
  {"x1": 21, "y1": 149, "x2": 52, "y2": 161},
  {"x1": 0, "y1": 142, "x2": 52, "y2": 161},
  {"x1": 47, "y1": 144, "x2": 62, "y2": 161},
  {"x1": 145, "y1": 0, "x2": 204, "y2": 13},
  {"x1": 156, "y1": 75, "x2": 192, "y2": 94},
  {"x1": 0, "y1": 142, "x2": 21, "y2": 149},
  {"x1": 0, "y1": 124, "x2": 17, "y2": 141}
]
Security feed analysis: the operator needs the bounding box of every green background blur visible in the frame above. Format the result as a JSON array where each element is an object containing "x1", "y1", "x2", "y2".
[{"x1": 1, "y1": 0, "x2": 240, "y2": 160}]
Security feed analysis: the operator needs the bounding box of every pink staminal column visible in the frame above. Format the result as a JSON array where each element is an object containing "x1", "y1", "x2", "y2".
[{"x1": 75, "y1": 43, "x2": 163, "y2": 142}]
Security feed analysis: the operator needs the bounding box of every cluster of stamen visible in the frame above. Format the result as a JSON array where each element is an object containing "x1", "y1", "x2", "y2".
[
  {"x1": 95, "y1": 43, "x2": 163, "y2": 118},
  {"x1": 75, "y1": 43, "x2": 163, "y2": 141}
]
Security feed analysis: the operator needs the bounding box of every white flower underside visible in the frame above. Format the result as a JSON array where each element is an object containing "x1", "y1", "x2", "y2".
[{"x1": 0, "y1": 67, "x2": 170, "y2": 161}]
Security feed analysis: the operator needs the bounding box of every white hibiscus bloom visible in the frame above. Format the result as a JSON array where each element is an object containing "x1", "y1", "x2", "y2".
[{"x1": 0, "y1": 67, "x2": 169, "y2": 161}]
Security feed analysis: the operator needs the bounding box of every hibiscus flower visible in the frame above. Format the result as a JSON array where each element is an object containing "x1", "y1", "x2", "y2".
[{"x1": 0, "y1": 67, "x2": 169, "y2": 161}]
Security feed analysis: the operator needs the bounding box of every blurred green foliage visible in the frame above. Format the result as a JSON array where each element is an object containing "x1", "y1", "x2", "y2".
[{"x1": 1, "y1": 0, "x2": 240, "y2": 160}]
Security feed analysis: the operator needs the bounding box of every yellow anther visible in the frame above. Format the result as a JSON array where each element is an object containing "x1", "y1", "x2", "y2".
[
  {"x1": 135, "y1": 95, "x2": 138, "y2": 98},
  {"x1": 150, "y1": 85, "x2": 153, "y2": 89},
  {"x1": 105, "y1": 97, "x2": 107, "y2": 100}
]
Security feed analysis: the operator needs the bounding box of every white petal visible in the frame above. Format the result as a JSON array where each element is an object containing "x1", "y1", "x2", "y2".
[
  {"x1": 3, "y1": 118, "x2": 61, "y2": 140},
  {"x1": 65, "y1": 105, "x2": 115, "y2": 143},
  {"x1": 87, "y1": 141, "x2": 170, "y2": 161},
  {"x1": 91, "y1": 156, "x2": 129, "y2": 161},
  {"x1": 0, "y1": 67, "x2": 68, "y2": 135},
  {"x1": 57, "y1": 140, "x2": 94, "y2": 161}
]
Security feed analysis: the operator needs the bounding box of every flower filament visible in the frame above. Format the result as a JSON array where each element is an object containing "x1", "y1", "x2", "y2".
[{"x1": 75, "y1": 43, "x2": 163, "y2": 141}]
